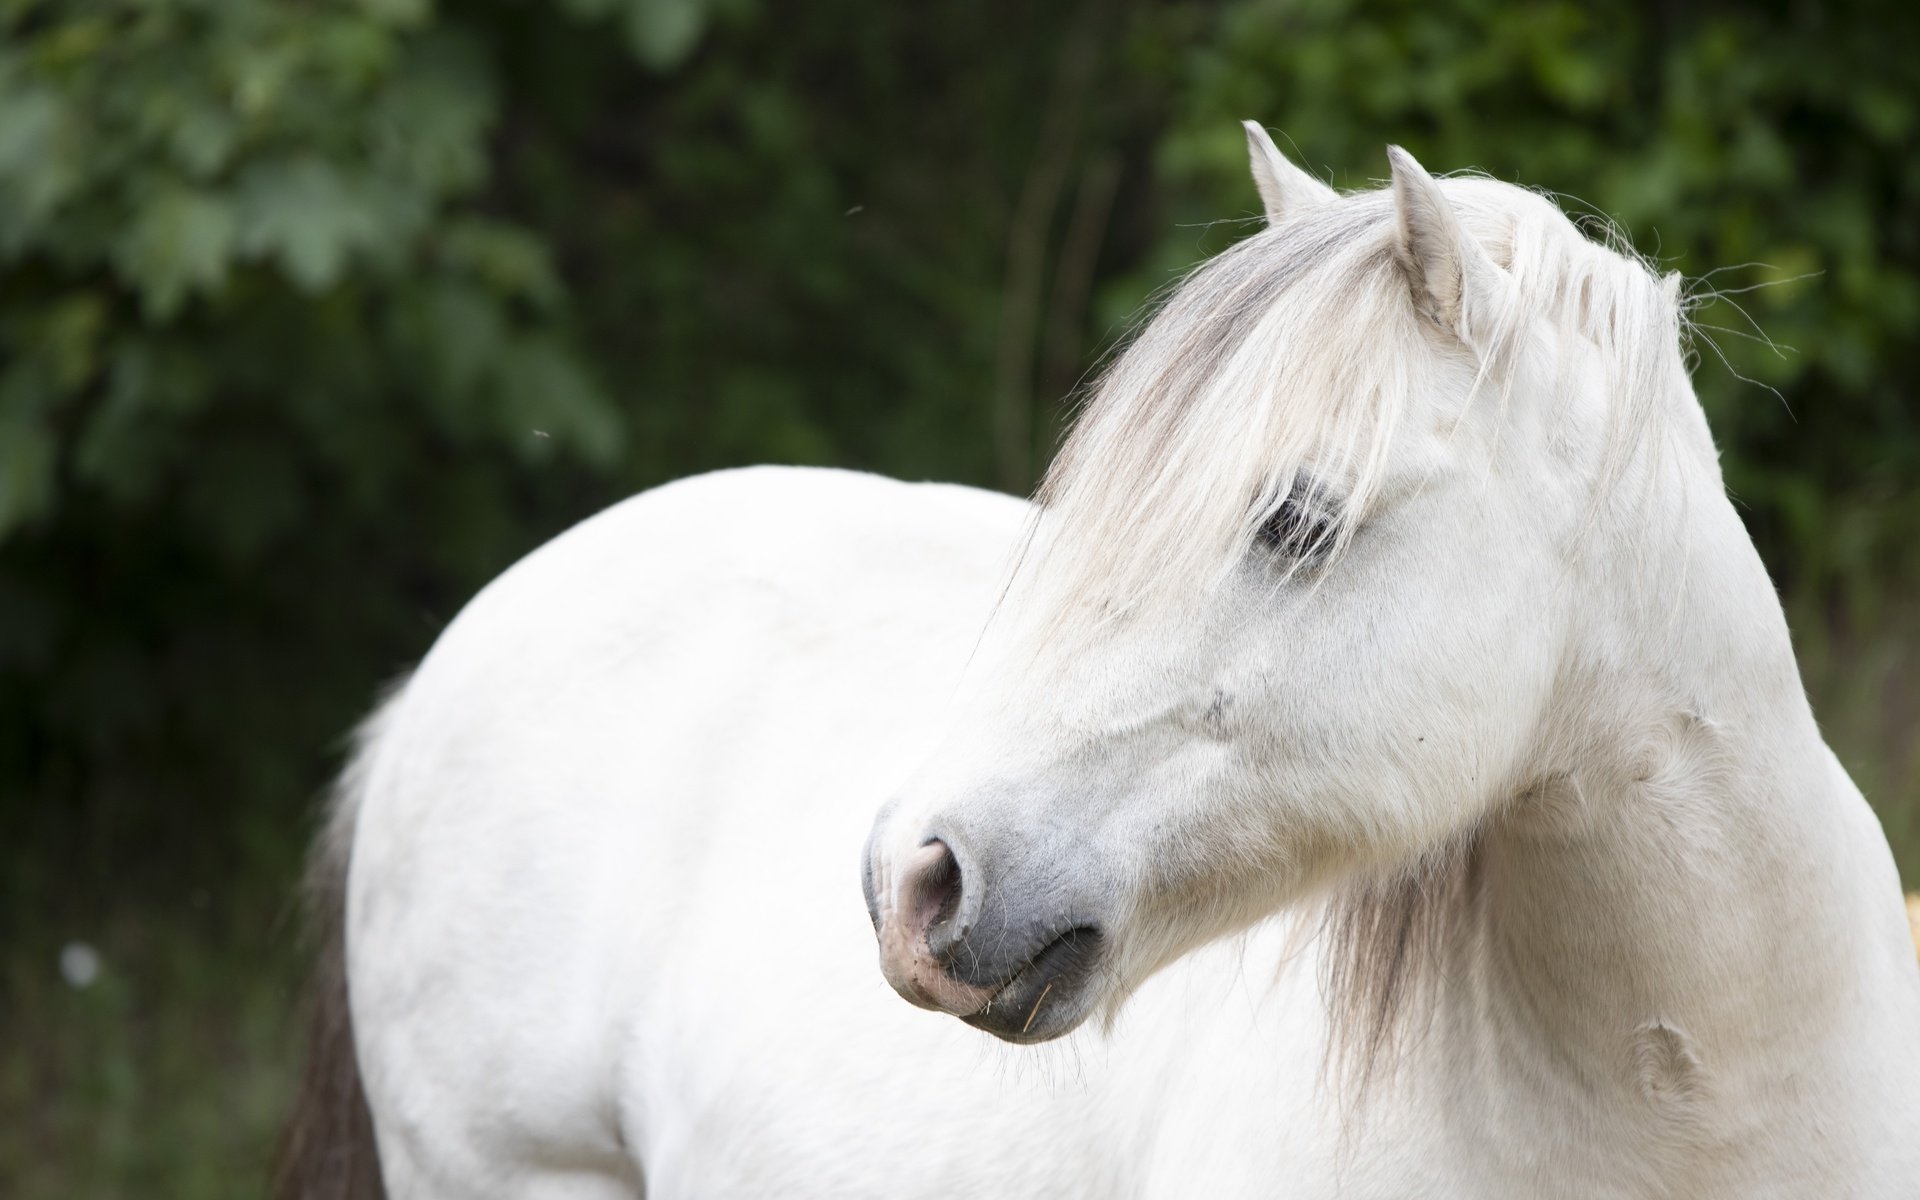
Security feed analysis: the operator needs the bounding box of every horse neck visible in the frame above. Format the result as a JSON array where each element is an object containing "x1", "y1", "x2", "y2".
[{"x1": 1441, "y1": 439, "x2": 1920, "y2": 1166}]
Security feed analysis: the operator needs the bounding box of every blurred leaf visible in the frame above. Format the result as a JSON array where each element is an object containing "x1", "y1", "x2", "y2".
[
  {"x1": 234, "y1": 158, "x2": 418, "y2": 291},
  {"x1": 438, "y1": 218, "x2": 563, "y2": 308},
  {"x1": 358, "y1": 0, "x2": 436, "y2": 28},
  {"x1": 623, "y1": 0, "x2": 708, "y2": 69},
  {"x1": 0, "y1": 78, "x2": 79, "y2": 251},
  {"x1": 0, "y1": 370, "x2": 56, "y2": 538},
  {"x1": 494, "y1": 337, "x2": 621, "y2": 465},
  {"x1": 115, "y1": 186, "x2": 237, "y2": 318}
]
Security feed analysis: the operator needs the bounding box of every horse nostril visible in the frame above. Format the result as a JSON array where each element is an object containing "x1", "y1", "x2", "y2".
[
  {"x1": 900, "y1": 839, "x2": 964, "y2": 947},
  {"x1": 874, "y1": 836, "x2": 998, "y2": 1016}
]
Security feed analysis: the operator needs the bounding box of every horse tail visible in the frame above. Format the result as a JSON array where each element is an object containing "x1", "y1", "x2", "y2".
[{"x1": 274, "y1": 690, "x2": 406, "y2": 1200}]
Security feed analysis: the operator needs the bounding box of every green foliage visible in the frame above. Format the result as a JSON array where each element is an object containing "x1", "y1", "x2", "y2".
[
  {"x1": 0, "y1": 0, "x2": 625, "y2": 916},
  {"x1": 2, "y1": 890, "x2": 300, "y2": 1198},
  {"x1": 1, "y1": 1, "x2": 1915, "y2": 1193},
  {"x1": 0, "y1": 0, "x2": 619, "y2": 527}
]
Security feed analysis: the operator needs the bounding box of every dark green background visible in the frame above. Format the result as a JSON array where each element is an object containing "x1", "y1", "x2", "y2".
[{"x1": 3, "y1": 0, "x2": 1914, "y2": 1191}]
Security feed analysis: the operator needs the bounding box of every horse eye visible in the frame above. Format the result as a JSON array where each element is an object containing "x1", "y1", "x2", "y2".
[{"x1": 1256, "y1": 488, "x2": 1336, "y2": 562}]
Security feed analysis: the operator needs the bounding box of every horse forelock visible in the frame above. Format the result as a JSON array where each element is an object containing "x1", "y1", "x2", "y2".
[
  {"x1": 1016, "y1": 174, "x2": 1686, "y2": 653},
  {"x1": 1023, "y1": 201, "x2": 1405, "y2": 645}
]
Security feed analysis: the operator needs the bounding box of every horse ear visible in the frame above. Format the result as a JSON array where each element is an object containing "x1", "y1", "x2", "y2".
[
  {"x1": 1243, "y1": 121, "x2": 1335, "y2": 225},
  {"x1": 1386, "y1": 145, "x2": 1504, "y2": 345}
]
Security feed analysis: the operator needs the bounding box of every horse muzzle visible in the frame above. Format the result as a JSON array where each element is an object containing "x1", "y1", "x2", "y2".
[{"x1": 864, "y1": 832, "x2": 1108, "y2": 1044}]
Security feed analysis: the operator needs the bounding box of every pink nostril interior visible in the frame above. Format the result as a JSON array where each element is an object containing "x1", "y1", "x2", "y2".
[
  {"x1": 900, "y1": 839, "x2": 962, "y2": 938},
  {"x1": 879, "y1": 838, "x2": 993, "y2": 1015}
]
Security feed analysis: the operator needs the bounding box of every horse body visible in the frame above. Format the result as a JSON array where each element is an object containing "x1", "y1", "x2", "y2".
[
  {"x1": 337, "y1": 467, "x2": 1919, "y2": 1199},
  {"x1": 293, "y1": 131, "x2": 1920, "y2": 1198}
]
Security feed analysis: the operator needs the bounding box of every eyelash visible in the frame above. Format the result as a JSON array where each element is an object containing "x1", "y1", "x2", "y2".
[{"x1": 1256, "y1": 489, "x2": 1337, "y2": 562}]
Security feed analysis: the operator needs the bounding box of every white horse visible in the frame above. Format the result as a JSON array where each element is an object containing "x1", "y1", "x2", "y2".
[{"x1": 278, "y1": 127, "x2": 1920, "y2": 1199}]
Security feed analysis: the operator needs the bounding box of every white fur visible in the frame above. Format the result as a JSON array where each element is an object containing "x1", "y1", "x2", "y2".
[{"x1": 344, "y1": 142, "x2": 1920, "y2": 1197}]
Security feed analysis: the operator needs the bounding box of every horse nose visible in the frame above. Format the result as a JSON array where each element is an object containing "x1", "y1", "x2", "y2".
[{"x1": 874, "y1": 838, "x2": 995, "y2": 1015}]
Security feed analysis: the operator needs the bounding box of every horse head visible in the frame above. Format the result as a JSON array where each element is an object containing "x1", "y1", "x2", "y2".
[{"x1": 865, "y1": 127, "x2": 1701, "y2": 1048}]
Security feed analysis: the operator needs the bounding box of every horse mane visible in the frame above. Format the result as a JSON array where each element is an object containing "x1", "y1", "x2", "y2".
[
  {"x1": 1315, "y1": 824, "x2": 1487, "y2": 1100},
  {"x1": 1023, "y1": 172, "x2": 1691, "y2": 1087}
]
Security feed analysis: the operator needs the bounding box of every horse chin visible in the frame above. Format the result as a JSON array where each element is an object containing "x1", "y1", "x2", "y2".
[{"x1": 956, "y1": 925, "x2": 1106, "y2": 1045}]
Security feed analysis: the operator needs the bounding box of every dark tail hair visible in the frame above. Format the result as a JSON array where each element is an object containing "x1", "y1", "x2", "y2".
[{"x1": 274, "y1": 696, "x2": 405, "y2": 1200}]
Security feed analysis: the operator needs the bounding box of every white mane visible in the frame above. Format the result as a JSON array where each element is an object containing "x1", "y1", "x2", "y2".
[{"x1": 1026, "y1": 177, "x2": 1686, "y2": 648}]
